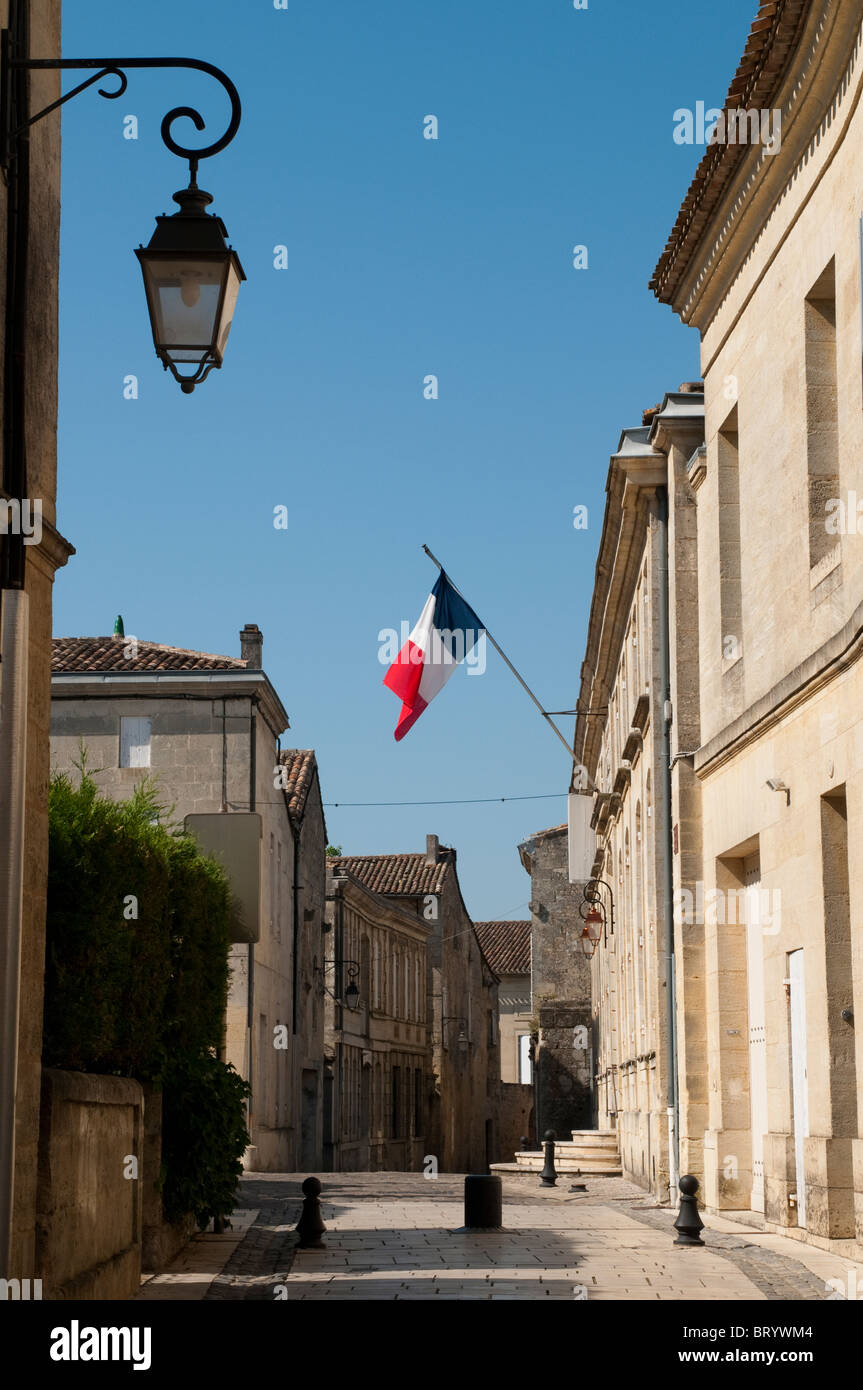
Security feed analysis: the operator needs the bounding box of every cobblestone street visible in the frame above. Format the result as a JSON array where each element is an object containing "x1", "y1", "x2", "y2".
[{"x1": 155, "y1": 1172, "x2": 863, "y2": 1303}]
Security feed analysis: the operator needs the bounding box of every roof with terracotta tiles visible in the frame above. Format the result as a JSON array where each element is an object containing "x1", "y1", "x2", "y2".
[
  {"x1": 651, "y1": 0, "x2": 811, "y2": 304},
  {"x1": 52, "y1": 636, "x2": 248, "y2": 673},
  {"x1": 473, "y1": 921, "x2": 531, "y2": 977},
  {"x1": 328, "y1": 851, "x2": 451, "y2": 897},
  {"x1": 277, "y1": 749, "x2": 318, "y2": 822}
]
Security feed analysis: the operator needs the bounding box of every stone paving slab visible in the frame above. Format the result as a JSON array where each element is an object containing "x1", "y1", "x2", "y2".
[
  {"x1": 192, "y1": 1171, "x2": 863, "y2": 1302},
  {"x1": 136, "y1": 1209, "x2": 259, "y2": 1301},
  {"x1": 242, "y1": 1175, "x2": 766, "y2": 1302}
]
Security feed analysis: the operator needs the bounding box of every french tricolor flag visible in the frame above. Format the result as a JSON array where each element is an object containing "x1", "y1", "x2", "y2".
[{"x1": 384, "y1": 571, "x2": 485, "y2": 741}]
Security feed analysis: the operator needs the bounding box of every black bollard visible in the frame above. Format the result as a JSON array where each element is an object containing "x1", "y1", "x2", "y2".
[
  {"x1": 463, "y1": 1174, "x2": 503, "y2": 1229},
  {"x1": 520, "y1": 1135, "x2": 531, "y2": 1152},
  {"x1": 296, "y1": 1175, "x2": 327, "y2": 1249},
  {"x1": 674, "y1": 1174, "x2": 705, "y2": 1246},
  {"x1": 539, "y1": 1129, "x2": 558, "y2": 1187}
]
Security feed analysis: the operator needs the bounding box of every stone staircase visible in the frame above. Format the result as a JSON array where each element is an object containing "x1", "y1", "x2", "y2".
[{"x1": 491, "y1": 1130, "x2": 622, "y2": 1178}]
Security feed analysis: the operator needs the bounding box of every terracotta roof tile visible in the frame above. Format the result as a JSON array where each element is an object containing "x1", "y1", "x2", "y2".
[
  {"x1": 52, "y1": 636, "x2": 247, "y2": 673},
  {"x1": 277, "y1": 749, "x2": 318, "y2": 823},
  {"x1": 473, "y1": 921, "x2": 531, "y2": 976},
  {"x1": 328, "y1": 852, "x2": 451, "y2": 897},
  {"x1": 651, "y1": 0, "x2": 811, "y2": 305}
]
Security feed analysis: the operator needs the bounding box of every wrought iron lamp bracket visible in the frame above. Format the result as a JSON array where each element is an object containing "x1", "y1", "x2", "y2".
[
  {"x1": 579, "y1": 877, "x2": 616, "y2": 940},
  {"x1": 0, "y1": 40, "x2": 241, "y2": 176},
  {"x1": 313, "y1": 957, "x2": 361, "y2": 1005}
]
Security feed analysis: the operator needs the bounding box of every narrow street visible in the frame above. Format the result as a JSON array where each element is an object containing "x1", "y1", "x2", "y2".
[{"x1": 137, "y1": 1174, "x2": 860, "y2": 1303}]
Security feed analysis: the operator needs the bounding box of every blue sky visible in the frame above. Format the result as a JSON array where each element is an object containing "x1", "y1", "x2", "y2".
[{"x1": 55, "y1": 0, "x2": 755, "y2": 921}]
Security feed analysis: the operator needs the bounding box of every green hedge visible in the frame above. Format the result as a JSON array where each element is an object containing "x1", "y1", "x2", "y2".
[
  {"x1": 44, "y1": 769, "x2": 248, "y2": 1221},
  {"x1": 160, "y1": 1053, "x2": 250, "y2": 1226},
  {"x1": 44, "y1": 772, "x2": 174, "y2": 1076}
]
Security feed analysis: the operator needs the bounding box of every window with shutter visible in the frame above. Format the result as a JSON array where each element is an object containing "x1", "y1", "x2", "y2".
[{"x1": 120, "y1": 717, "x2": 151, "y2": 768}]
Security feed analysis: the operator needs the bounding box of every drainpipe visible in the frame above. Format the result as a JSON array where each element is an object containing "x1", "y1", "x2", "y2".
[{"x1": 657, "y1": 486, "x2": 680, "y2": 1205}]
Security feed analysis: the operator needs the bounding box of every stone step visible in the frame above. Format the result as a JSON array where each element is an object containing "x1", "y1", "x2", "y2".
[
  {"x1": 539, "y1": 1140, "x2": 620, "y2": 1156},
  {"x1": 560, "y1": 1143, "x2": 620, "y2": 1157},
  {"x1": 516, "y1": 1146, "x2": 619, "y2": 1160},
  {"x1": 568, "y1": 1130, "x2": 619, "y2": 1147},
  {"x1": 492, "y1": 1159, "x2": 623, "y2": 1177},
  {"x1": 511, "y1": 1134, "x2": 621, "y2": 1171}
]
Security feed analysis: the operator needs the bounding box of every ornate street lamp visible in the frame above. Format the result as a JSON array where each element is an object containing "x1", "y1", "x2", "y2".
[
  {"x1": 0, "y1": 46, "x2": 245, "y2": 394},
  {"x1": 577, "y1": 878, "x2": 615, "y2": 957},
  {"x1": 579, "y1": 906, "x2": 604, "y2": 959},
  {"x1": 314, "y1": 957, "x2": 362, "y2": 1012},
  {"x1": 136, "y1": 175, "x2": 245, "y2": 393},
  {"x1": 442, "y1": 1016, "x2": 470, "y2": 1053}
]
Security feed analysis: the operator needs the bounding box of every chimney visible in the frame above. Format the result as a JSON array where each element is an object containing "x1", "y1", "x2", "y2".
[
  {"x1": 240, "y1": 623, "x2": 263, "y2": 668},
  {"x1": 425, "y1": 834, "x2": 439, "y2": 865},
  {"x1": 678, "y1": 380, "x2": 703, "y2": 393}
]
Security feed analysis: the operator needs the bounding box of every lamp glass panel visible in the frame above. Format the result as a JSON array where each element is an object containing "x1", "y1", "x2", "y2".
[
  {"x1": 216, "y1": 260, "x2": 243, "y2": 357},
  {"x1": 142, "y1": 256, "x2": 228, "y2": 362}
]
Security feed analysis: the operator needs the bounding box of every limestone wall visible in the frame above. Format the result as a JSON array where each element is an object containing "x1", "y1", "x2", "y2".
[
  {"x1": 36, "y1": 1069, "x2": 143, "y2": 1300},
  {"x1": 498, "y1": 1082, "x2": 535, "y2": 1157}
]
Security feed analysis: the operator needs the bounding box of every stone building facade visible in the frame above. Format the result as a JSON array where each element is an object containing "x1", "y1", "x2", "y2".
[
  {"x1": 573, "y1": 391, "x2": 705, "y2": 1201},
  {"x1": 647, "y1": 0, "x2": 863, "y2": 1249},
  {"x1": 323, "y1": 862, "x2": 432, "y2": 1171},
  {"x1": 0, "y1": 0, "x2": 73, "y2": 1282},
  {"x1": 332, "y1": 837, "x2": 501, "y2": 1172},
  {"x1": 49, "y1": 626, "x2": 326, "y2": 1172},
  {"x1": 518, "y1": 826, "x2": 592, "y2": 1142}
]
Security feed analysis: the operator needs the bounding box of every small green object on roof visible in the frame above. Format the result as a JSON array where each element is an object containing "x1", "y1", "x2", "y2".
[{"x1": 113, "y1": 615, "x2": 125, "y2": 638}]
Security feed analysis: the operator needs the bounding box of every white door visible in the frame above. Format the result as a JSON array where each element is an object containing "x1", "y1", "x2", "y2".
[
  {"x1": 518, "y1": 1034, "x2": 532, "y2": 1084},
  {"x1": 745, "y1": 862, "x2": 768, "y2": 1213},
  {"x1": 788, "y1": 950, "x2": 809, "y2": 1228}
]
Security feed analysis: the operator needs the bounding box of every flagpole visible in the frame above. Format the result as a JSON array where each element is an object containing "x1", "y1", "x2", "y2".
[{"x1": 422, "y1": 544, "x2": 578, "y2": 762}]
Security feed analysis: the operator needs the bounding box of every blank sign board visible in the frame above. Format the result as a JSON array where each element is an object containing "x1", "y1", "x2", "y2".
[
  {"x1": 184, "y1": 811, "x2": 262, "y2": 943},
  {"x1": 568, "y1": 793, "x2": 594, "y2": 883}
]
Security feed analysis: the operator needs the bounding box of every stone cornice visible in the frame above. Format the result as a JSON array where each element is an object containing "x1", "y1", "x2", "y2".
[
  {"x1": 20, "y1": 516, "x2": 75, "y2": 580},
  {"x1": 663, "y1": 4, "x2": 863, "y2": 344},
  {"x1": 51, "y1": 667, "x2": 290, "y2": 736},
  {"x1": 328, "y1": 868, "x2": 432, "y2": 941},
  {"x1": 687, "y1": 446, "x2": 707, "y2": 493},
  {"x1": 648, "y1": 392, "x2": 705, "y2": 454},
  {"x1": 651, "y1": 0, "x2": 815, "y2": 307}
]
